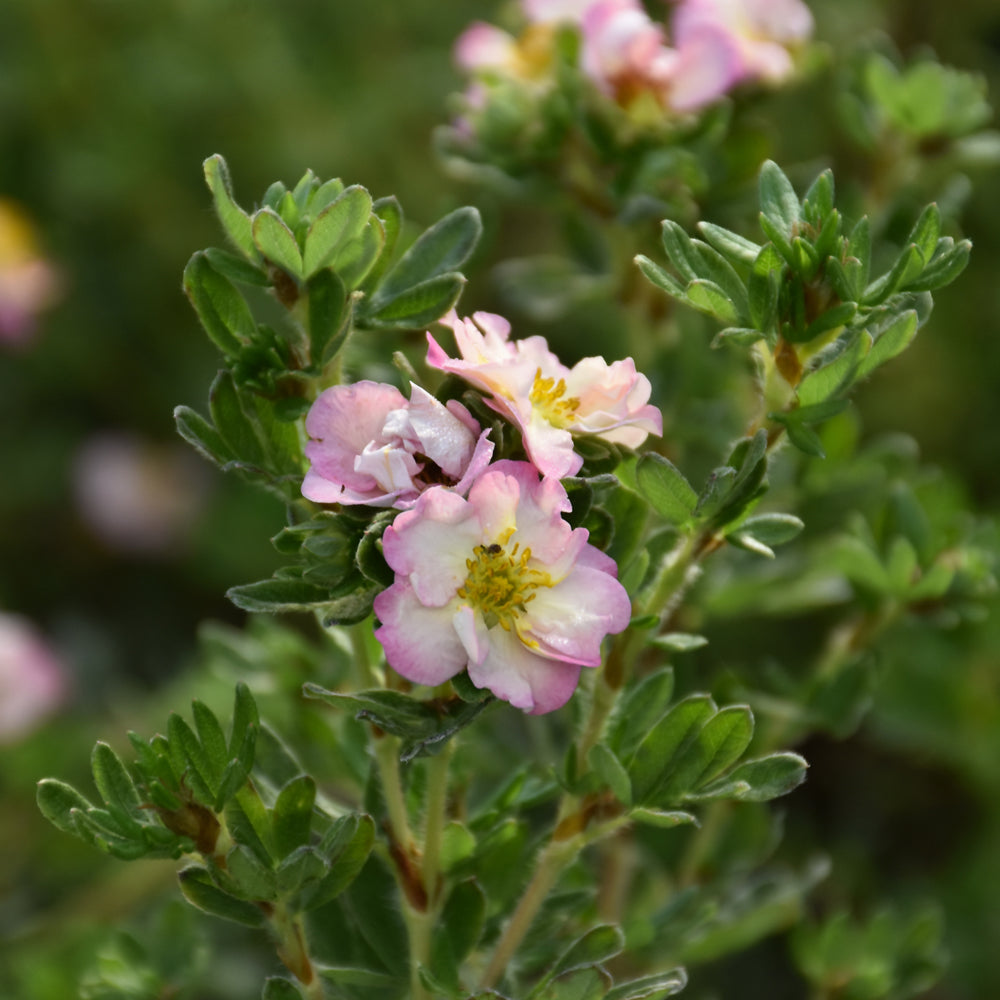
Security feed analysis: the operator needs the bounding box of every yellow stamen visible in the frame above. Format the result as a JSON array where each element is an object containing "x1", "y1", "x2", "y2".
[
  {"x1": 456, "y1": 540, "x2": 552, "y2": 631},
  {"x1": 529, "y1": 367, "x2": 580, "y2": 427}
]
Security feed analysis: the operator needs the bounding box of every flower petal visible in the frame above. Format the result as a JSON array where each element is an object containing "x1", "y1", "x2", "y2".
[
  {"x1": 374, "y1": 584, "x2": 468, "y2": 686},
  {"x1": 468, "y1": 626, "x2": 583, "y2": 714}
]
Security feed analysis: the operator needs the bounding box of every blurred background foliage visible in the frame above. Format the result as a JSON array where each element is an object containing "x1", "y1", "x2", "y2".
[{"x1": 1, "y1": 0, "x2": 999, "y2": 998}]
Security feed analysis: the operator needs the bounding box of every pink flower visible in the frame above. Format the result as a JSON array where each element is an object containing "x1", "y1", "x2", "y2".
[
  {"x1": 579, "y1": 0, "x2": 675, "y2": 101},
  {"x1": 522, "y1": 0, "x2": 595, "y2": 23},
  {"x1": 373, "y1": 461, "x2": 631, "y2": 713},
  {"x1": 0, "y1": 613, "x2": 66, "y2": 742},
  {"x1": 670, "y1": 0, "x2": 813, "y2": 87},
  {"x1": 427, "y1": 311, "x2": 662, "y2": 479},
  {"x1": 302, "y1": 381, "x2": 494, "y2": 509},
  {"x1": 0, "y1": 199, "x2": 60, "y2": 346},
  {"x1": 74, "y1": 434, "x2": 209, "y2": 554}
]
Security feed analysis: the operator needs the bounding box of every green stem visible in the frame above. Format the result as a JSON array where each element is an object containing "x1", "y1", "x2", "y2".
[
  {"x1": 421, "y1": 742, "x2": 453, "y2": 910},
  {"x1": 480, "y1": 833, "x2": 581, "y2": 990},
  {"x1": 270, "y1": 900, "x2": 324, "y2": 999},
  {"x1": 372, "y1": 735, "x2": 414, "y2": 854}
]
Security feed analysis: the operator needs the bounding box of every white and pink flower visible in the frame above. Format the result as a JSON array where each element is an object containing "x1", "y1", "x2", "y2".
[
  {"x1": 302, "y1": 381, "x2": 494, "y2": 509},
  {"x1": 427, "y1": 311, "x2": 662, "y2": 479},
  {"x1": 373, "y1": 460, "x2": 631, "y2": 714},
  {"x1": 670, "y1": 0, "x2": 813, "y2": 88},
  {"x1": 0, "y1": 613, "x2": 66, "y2": 742}
]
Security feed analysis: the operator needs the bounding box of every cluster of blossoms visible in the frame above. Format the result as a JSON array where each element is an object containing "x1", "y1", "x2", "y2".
[
  {"x1": 455, "y1": 0, "x2": 813, "y2": 116},
  {"x1": 303, "y1": 312, "x2": 661, "y2": 713}
]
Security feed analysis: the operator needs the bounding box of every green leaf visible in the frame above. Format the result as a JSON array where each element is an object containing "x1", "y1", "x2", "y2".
[
  {"x1": 731, "y1": 513, "x2": 804, "y2": 551},
  {"x1": 272, "y1": 775, "x2": 316, "y2": 857},
  {"x1": 303, "y1": 814, "x2": 375, "y2": 910},
  {"x1": 203, "y1": 154, "x2": 258, "y2": 260},
  {"x1": 635, "y1": 454, "x2": 698, "y2": 526},
  {"x1": 355, "y1": 511, "x2": 396, "y2": 587},
  {"x1": 167, "y1": 714, "x2": 217, "y2": 803},
  {"x1": 907, "y1": 239, "x2": 970, "y2": 291},
  {"x1": 686, "y1": 279, "x2": 740, "y2": 323},
  {"x1": 174, "y1": 405, "x2": 234, "y2": 468},
  {"x1": 906, "y1": 203, "x2": 941, "y2": 262},
  {"x1": 607, "y1": 667, "x2": 674, "y2": 762},
  {"x1": 604, "y1": 969, "x2": 688, "y2": 1000},
  {"x1": 178, "y1": 865, "x2": 266, "y2": 926},
  {"x1": 629, "y1": 808, "x2": 697, "y2": 829},
  {"x1": 635, "y1": 255, "x2": 687, "y2": 300},
  {"x1": 230, "y1": 682, "x2": 260, "y2": 772},
  {"x1": 856, "y1": 310, "x2": 918, "y2": 379},
  {"x1": 361, "y1": 195, "x2": 404, "y2": 294},
  {"x1": 536, "y1": 967, "x2": 611, "y2": 1000},
  {"x1": 183, "y1": 252, "x2": 256, "y2": 356},
  {"x1": 863, "y1": 244, "x2": 925, "y2": 305},
  {"x1": 588, "y1": 743, "x2": 632, "y2": 806},
  {"x1": 225, "y1": 578, "x2": 338, "y2": 613},
  {"x1": 208, "y1": 371, "x2": 266, "y2": 469},
  {"x1": 191, "y1": 701, "x2": 228, "y2": 785},
  {"x1": 797, "y1": 333, "x2": 870, "y2": 405},
  {"x1": 696, "y1": 752, "x2": 808, "y2": 802},
  {"x1": 660, "y1": 220, "x2": 702, "y2": 283},
  {"x1": 697, "y1": 223, "x2": 761, "y2": 265},
  {"x1": 262, "y1": 978, "x2": 305, "y2": 1000},
  {"x1": 91, "y1": 742, "x2": 143, "y2": 832},
  {"x1": 334, "y1": 218, "x2": 385, "y2": 289},
  {"x1": 758, "y1": 160, "x2": 800, "y2": 239},
  {"x1": 748, "y1": 244, "x2": 783, "y2": 333},
  {"x1": 373, "y1": 205, "x2": 481, "y2": 304},
  {"x1": 362, "y1": 273, "x2": 466, "y2": 329},
  {"x1": 203, "y1": 247, "x2": 268, "y2": 287},
  {"x1": 303, "y1": 685, "x2": 493, "y2": 761},
  {"x1": 275, "y1": 845, "x2": 326, "y2": 896},
  {"x1": 303, "y1": 185, "x2": 372, "y2": 277},
  {"x1": 679, "y1": 705, "x2": 755, "y2": 793},
  {"x1": 547, "y1": 925, "x2": 624, "y2": 982},
  {"x1": 649, "y1": 633, "x2": 709, "y2": 652},
  {"x1": 802, "y1": 169, "x2": 834, "y2": 223},
  {"x1": 252, "y1": 208, "x2": 304, "y2": 279},
  {"x1": 37, "y1": 779, "x2": 95, "y2": 836},
  {"x1": 630, "y1": 695, "x2": 716, "y2": 805},
  {"x1": 433, "y1": 879, "x2": 487, "y2": 981},
  {"x1": 227, "y1": 843, "x2": 278, "y2": 901},
  {"x1": 306, "y1": 269, "x2": 350, "y2": 367}
]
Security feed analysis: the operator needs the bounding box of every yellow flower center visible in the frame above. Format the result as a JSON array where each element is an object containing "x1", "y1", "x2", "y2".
[
  {"x1": 456, "y1": 538, "x2": 552, "y2": 631},
  {"x1": 529, "y1": 368, "x2": 580, "y2": 428}
]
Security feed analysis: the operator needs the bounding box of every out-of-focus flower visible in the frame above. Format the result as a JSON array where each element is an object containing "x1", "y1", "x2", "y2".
[
  {"x1": 578, "y1": 0, "x2": 675, "y2": 103},
  {"x1": 454, "y1": 18, "x2": 561, "y2": 85},
  {"x1": 74, "y1": 434, "x2": 210, "y2": 554},
  {"x1": 0, "y1": 613, "x2": 66, "y2": 742},
  {"x1": 374, "y1": 460, "x2": 630, "y2": 714},
  {"x1": 522, "y1": 0, "x2": 595, "y2": 22},
  {"x1": 302, "y1": 381, "x2": 494, "y2": 509},
  {"x1": 428, "y1": 311, "x2": 662, "y2": 479},
  {"x1": 0, "y1": 199, "x2": 61, "y2": 345},
  {"x1": 670, "y1": 0, "x2": 813, "y2": 87}
]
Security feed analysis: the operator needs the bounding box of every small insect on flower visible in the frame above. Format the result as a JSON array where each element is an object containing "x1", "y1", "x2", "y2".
[{"x1": 373, "y1": 461, "x2": 631, "y2": 714}]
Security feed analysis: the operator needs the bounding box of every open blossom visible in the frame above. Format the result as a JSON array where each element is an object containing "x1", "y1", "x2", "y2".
[
  {"x1": 0, "y1": 613, "x2": 66, "y2": 742},
  {"x1": 670, "y1": 0, "x2": 813, "y2": 87},
  {"x1": 302, "y1": 381, "x2": 494, "y2": 509},
  {"x1": 427, "y1": 311, "x2": 662, "y2": 479},
  {"x1": 374, "y1": 461, "x2": 631, "y2": 714}
]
